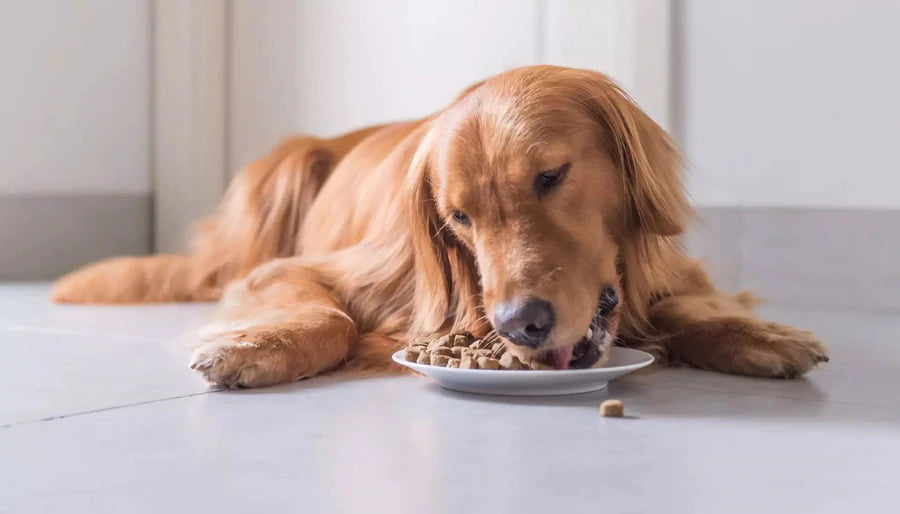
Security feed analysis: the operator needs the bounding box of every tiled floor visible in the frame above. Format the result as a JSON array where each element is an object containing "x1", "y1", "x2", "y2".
[{"x1": 1, "y1": 283, "x2": 899, "y2": 513}]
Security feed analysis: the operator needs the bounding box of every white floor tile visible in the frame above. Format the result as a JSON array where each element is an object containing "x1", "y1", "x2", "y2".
[
  {"x1": 0, "y1": 283, "x2": 217, "y2": 342},
  {"x1": 628, "y1": 306, "x2": 900, "y2": 408},
  {"x1": 0, "y1": 328, "x2": 209, "y2": 425},
  {"x1": 1, "y1": 283, "x2": 898, "y2": 513},
  {"x1": 2, "y1": 376, "x2": 898, "y2": 514}
]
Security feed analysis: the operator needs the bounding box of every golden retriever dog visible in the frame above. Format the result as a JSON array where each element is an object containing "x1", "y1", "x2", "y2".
[{"x1": 51, "y1": 66, "x2": 829, "y2": 387}]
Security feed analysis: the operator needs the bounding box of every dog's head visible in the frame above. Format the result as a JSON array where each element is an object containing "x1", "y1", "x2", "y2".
[{"x1": 406, "y1": 66, "x2": 689, "y2": 369}]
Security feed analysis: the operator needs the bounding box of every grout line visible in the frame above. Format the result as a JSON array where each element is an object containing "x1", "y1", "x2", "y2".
[
  {"x1": 1, "y1": 390, "x2": 220, "y2": 429},
  {"x1": 3, "y1": 372, "x2": 890, "y2": 431}
]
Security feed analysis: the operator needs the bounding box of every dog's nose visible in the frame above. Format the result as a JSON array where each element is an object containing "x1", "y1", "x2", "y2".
[{"x1": 493, "y1": 298, "x2": 555, "y2": 348}]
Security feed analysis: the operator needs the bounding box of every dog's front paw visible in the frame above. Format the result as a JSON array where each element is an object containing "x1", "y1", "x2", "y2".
[
  {"x1": 753, "y1": 321, "x2": 830, "y2": 378},
  {"x1": 190, "y1": 335, "x2": 297, "y2": 389},
  {"x1": 675, "y1": 317, "x2": 830, "y2": 379}
]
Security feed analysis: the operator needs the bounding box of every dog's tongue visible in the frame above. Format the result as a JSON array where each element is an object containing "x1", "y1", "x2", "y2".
[{"x1": 548, "y1": 345, "x2": 574, "y2": 370}]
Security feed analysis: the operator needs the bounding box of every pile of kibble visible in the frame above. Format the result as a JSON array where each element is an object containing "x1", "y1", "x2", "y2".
[{"x1": 404, "y1": 331, "x2": 552, "y2": 370}]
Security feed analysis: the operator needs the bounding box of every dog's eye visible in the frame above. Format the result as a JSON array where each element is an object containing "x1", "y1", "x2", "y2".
[
  {"x1": 535, "y1": 163, "x2": 571, "y2": 195},
  {"x1": 451, "y1": 210, "x2": 471, "y2": 226}
]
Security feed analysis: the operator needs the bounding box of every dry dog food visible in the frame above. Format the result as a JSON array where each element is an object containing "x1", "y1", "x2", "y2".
[
  {"x1": 599, "y1": 399, "x2": 624, "y2": 417},
  {"x1": 404, "y1": 331, "x2": 533, "y2": 370}
]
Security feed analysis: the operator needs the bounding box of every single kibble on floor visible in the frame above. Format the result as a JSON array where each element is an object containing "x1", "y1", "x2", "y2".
[
  {"x1": 430, "y1": 354, "x2": 451, "y2": 366},
  {"x1": 600, "y1": 399, "x2": 625, "y2": 417},
  {"x1": 404, "y1": 348, "x2": 421, "y2": 362},
  {"x1": 416, "y1": 351, "x2": 431, "y2": 364},
  {"x1": 446, "y1": 358, "x2": 460, "y2": 368}
]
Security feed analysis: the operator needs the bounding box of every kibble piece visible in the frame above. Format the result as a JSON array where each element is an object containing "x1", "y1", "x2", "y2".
[
  {"x1": 430, "y1": 354, "x2": 451, "y2": 366},
  {"x1": 460, "y1": 354, "x2": 479, "y2": 369},
  {"x1": 404, "y1": 348, "x2": 421, "y2": 363},
  {"x1": 429, "y1": 334, "x2": 453, "y2": 351},
  {"x1": 403, "y1": 332, "x2": 554, "y2": 371},
  {"x1": 477, "y1": 356, "x2": 501, "y2": 370},
  {"x1": 459, "y1": 348, "x2": 478, "y2": 360},
  {"x1": 432, "y1": 347, "x2": 452, "y2": 357},
  {"x1": 452, "y1": 334, "x2": 471, "y2": 347},
  {"x1": 498, "y1": 353, "x2": 524, "y2": 370},
  {"x1": 600, "y1": 399, "x2": 625, "y2": 418}
]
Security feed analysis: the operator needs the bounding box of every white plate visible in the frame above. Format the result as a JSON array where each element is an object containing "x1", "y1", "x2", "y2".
[{"x1": 392, "y1": 346, "x2": 654, "y2": 396}]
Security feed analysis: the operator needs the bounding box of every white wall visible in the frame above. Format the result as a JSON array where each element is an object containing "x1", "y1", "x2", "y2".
[
  {"x1": 0, "y1": 0, "x2": 151, "y2": 195},
  {"x1": 228, "y1": 0, "x2": 670, "y2": 173},
  {"x1": 229, "y1": 0, "x2": 301, "y2": 178},
  {"x1": 293, "y1": 0, "x2": 537, "y2": 137},
  {"x1": 681, "y1": 0, "x2": 900, "y2": 208}
]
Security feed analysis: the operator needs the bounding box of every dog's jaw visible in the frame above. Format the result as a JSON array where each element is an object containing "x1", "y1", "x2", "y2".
[{"x1": 528, "y1": 287, "x2": 620, "y2": 370}]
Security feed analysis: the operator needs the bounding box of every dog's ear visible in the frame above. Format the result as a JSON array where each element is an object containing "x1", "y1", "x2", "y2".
[
  {"x1": 405, "y1": 125, "x2": 484, "y2": 337},
  {"x1": 568, "y1": 70, "x2": 692, "y2": 334},
  {"x1": 579, "y1": 72, "x2": 690, "y2": 236}
]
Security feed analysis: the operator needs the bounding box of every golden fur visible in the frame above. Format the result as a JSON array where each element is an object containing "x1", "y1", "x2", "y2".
[{"x1": 52, "y1": 66, "x2": 828, "y2": 387}]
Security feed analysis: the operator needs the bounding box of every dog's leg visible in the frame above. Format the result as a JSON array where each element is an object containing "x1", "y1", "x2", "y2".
[
  {"x1": 50, "y1": 255, "x2": 218, "y2": 303},
  {"x1": 644, "y1": 264, "x2": 829, "y2": 378},
  {"x1": 51, "y1": 126, "x2": 383, "y2": 305},
  {"x1": 190, "y1": 259, "x2": 357, "y2": 388}
]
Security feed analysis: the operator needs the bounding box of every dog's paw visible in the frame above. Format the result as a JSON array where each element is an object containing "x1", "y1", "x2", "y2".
[
  {"x1": 50, "y1": 263, "x2": 118, "y2": 303},
  {"x1": 190, "y1": 335, "x2": 295, "y2": 389},
  {"x1": 753, "y1": 321, "x2": 829, "y2": 378},
  {"x1": 672, "y1": 316, "x2": 830, "y2": 379},
  {"x1": 704, "y1": 318, "x2": 830, "y2": 379}
]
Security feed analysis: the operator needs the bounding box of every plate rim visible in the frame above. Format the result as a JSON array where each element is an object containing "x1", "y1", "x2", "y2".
[{"x1": 391, "y1": 346, "x2": 655, "y2": 375}]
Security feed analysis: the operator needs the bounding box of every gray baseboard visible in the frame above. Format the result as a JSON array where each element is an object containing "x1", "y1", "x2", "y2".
[
  {"x1": 686, "y1": 207, "x2": 900, "y2": 312},
  {"x1": 1, "y1": 198, "x2": 896, "y2": 312},
  {"x1": 0, "y1": 194, "x2": 151, "y2": 280}
]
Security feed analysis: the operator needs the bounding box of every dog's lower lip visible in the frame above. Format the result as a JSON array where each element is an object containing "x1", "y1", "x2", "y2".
[{"x1": 569, "y1": 336, "x2": 602, "y2": 369}]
